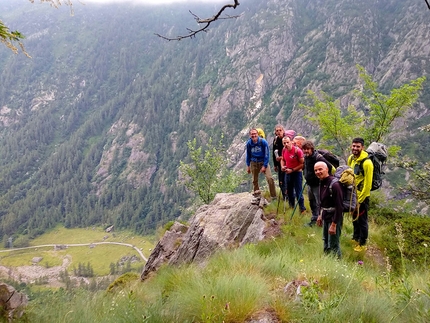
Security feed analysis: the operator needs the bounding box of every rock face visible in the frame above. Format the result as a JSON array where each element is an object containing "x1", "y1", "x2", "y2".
[
  {"x1": 0, "y1": 282, "x2": 28, "y2": 321},
  {"x1": 141, "y1": 192, "x2": 278, "y2": 280}
]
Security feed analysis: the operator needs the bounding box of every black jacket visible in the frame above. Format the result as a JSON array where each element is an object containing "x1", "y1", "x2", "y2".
[
  {"x1": 304, "y1": 151, "x2": 333, "y2": 187},
  {"x1": 272, "y1": 136, "x2": 284, "y2": 169},
  {"x1": 319, "y1": 175, "x2": 344, "y2": 224}
]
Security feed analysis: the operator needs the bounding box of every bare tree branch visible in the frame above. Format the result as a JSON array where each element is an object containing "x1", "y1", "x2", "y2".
[
  {"x1": 155, "y1": 0, "x2": 241, "y2": 41},
  {"x1": 425, "y1": 0, "x2": 430, "y2": 10}
]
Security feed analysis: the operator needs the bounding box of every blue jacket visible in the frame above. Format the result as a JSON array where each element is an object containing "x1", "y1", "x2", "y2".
[{"x1": 246, "y1": 137, "x2": 270, "y2": 167}]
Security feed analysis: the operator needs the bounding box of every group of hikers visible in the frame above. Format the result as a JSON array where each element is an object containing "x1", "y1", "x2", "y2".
[{"x1": 245, "y1": 126, "x2": 374, "y2": 258}]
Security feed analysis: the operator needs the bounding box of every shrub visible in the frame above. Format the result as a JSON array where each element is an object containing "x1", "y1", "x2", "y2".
[{"x1": 379, "y1": 216, "x2": 430, "y2": 272}]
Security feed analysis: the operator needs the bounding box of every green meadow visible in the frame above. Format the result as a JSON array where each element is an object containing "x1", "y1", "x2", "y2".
[{"x1": 0, "y1": 226, "x2": 155, "y2": 276}]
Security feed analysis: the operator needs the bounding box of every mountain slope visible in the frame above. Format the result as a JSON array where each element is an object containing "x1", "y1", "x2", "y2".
[{"x1": 0, "y1": 0, "x2": 429, "y2": 239}]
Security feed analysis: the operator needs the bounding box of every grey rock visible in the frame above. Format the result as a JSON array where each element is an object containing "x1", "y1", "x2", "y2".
[
  {"x1": 140, "y1": 222, "x2": 189, "y2": 280},
  {"x1": 0, "y1": 282, "x2": 28, "y2": 321},
  {"x1": 141, "y1": 193, "x2": 276, "y2": 281}
]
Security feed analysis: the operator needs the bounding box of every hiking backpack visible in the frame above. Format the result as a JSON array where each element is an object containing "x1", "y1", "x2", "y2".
[
  {"x1": 329, "y1": 165, "x2": 357, "y2": 213},
  {"x1": 256, "y1": 128, "x2": 266, "y2": 139},
  {"x1": 316, "y1": 149, "x2": 340, "y2": 168},
  {"x1": 284, "y1": 129, "x2": 296, "y2": 140},
  {"x1": 355, "y1": 142, "x2": 388, "y2": 191}
]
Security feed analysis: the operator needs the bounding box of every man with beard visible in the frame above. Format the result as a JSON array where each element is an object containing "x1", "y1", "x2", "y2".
[
  {"x1": 347, "y1": 137, "x2": 373, "y2": 252},
  {"x1": 302, "y1": 141, "x2": 334, "y2": 226}
]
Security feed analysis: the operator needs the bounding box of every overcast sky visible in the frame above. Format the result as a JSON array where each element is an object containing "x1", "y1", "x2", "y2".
[{"x1": 84, "y1": 0, "x2": 228, "y2": 4}]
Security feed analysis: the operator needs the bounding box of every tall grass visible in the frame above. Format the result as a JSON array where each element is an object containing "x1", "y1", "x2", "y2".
[{"x1": 16, "y1": 214, "x2": 430, "y2": 323}]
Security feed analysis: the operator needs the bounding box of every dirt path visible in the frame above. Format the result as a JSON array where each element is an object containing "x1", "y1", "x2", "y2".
[{"x1": 0, "y1": 242, "x2": 147, "y2": 261}]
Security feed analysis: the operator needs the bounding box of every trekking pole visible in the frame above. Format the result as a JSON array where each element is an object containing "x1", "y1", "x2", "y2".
[
  {"x1": 290, "y1": 182, "x2": 307, "y2": 220},
  {"x1": 276, "y1": 189, "x2": 281, "y2": 216},
  {"x1": 283, "y1": 196, "x2": 286, "y2": 216}
]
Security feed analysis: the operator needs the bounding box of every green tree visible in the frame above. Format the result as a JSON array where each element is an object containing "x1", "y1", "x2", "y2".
[
  {"x1": 179, "y1": 135, "x2": 243, "y2": 204},
  {"x1": 301, "y1": 90, "x2": 363, "y2": 161},
  {"x1": 355, "y1": 65, "x2": 425, "y2": 143},
  {"x1": 302, "y1": 65, "x2": 425, "y2": 161},
  {"x1": 1, "y1": 1, "x2": 73, "y2": 55},
  {"x1": 399, "y1": 125, "x2": 430, "y2": 204},
  {"x1": 0, "y1": 20, "x2": 25, "y2": 54}
]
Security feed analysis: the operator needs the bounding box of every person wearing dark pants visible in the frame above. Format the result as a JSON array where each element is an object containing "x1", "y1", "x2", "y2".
[
  {"x1": 272, "y1": 125, "x2": 287, "y2": 200},
  {"x1": 302, "y1": 141, "x2": 334, "y2": 226},
  {"x1": 280, "y1": 136, "x2": 306, "y2": 212},
  {"x1": 347, "y1": 137, "x2": 373, "y2": 252},
  {"x1": 352, "y1": 196, "x2": 369, "y2": 248},
  {"x1": 315, "y1": 161, "x2": 344, "y2": 259}
]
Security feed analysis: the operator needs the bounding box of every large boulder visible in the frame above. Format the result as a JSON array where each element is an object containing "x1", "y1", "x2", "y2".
[
  {"x1": 0, "y1": 282, "x2": 28, "y2": 321},
  {"x1": 141, "y1": 192, "x2": 279, "y2": 280}
]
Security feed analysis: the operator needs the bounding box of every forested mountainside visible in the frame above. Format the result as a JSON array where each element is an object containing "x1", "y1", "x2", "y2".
[{"x1": 0, "y1": 0, "x2": 429, "y2": 240}]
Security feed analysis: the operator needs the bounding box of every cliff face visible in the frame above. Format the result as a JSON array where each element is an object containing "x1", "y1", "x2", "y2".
[{"x1": 0, "y1": 0, "x2": 428, "y2": 236}]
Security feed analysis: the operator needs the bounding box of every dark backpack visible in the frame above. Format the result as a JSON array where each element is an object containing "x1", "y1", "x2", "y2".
[
  {"x1": 317, "y1": 149, "x2": 340, "y2": 168},
  {"x1": 329, "y1": 165, "x2": 357, "y2": 213},
  {"x1": 356, "y1": 142, "x2": 388, "y2": 191}
]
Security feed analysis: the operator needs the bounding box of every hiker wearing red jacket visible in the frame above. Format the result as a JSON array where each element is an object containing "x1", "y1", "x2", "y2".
[{"x1": 280, "y1": 136, "x2": 306, "y2": 212}]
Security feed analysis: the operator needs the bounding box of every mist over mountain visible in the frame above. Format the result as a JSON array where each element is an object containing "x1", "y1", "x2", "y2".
[{"x1": 0, "y1": 0, "x2": 429, "y2": 240}]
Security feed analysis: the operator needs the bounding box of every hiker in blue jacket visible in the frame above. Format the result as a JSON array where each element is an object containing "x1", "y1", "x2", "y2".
[{"x1": 246, "y1": 128, "x2": 277, "y2": 200}]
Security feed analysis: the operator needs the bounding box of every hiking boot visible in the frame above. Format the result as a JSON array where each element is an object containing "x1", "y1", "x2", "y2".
[
  {"x1": 305, "y1": 220, "x2": 316, "y2": 227},
  {"x1": 251, "y1": 196, "x2": 261, "y2": 205},
  {"x1": 300, "y1": 209, "x2": 307, "y2": 214},
  {"x1": 253, "y1": 190, "x2": 261, "y2": 197},
  {"x1": 354, "y1": 245, "x2": 367, "y2": 252},
  {"x1": 351, "y1": 239, "x2": 359, "y2": 246}
]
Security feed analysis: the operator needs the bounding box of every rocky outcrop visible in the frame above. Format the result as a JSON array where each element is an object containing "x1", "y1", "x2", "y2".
[
  {"x1": 141, "y1": 192, "x2": 279, "y2": 280},
  {"x1": 140, "y1": 221, "x2": 189, "y2": 280},
  {"x1": 0, "y1": 282, "x2": 28, "y2": 321}
]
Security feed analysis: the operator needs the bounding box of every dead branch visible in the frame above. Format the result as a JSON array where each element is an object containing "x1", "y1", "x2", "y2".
[
  {"x1": 426, "y1": 0, "x2": 430, "y2": 10},
  {"x1": 155, "y1": 0, "x2": 240, "y2": 41}
]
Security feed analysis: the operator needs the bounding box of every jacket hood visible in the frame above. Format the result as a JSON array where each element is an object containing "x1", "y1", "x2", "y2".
[{"x1": 354, "y1": 150, "x2": 369, "y2": 162}]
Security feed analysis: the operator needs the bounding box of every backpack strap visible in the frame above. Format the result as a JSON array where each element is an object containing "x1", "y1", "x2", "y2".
[
  {"x1": 358, "y1": 157, "x2": 369, "y2": 176},
  {"x1": 328, "y1": 178, "x2": 336, "y2": 197},
  {"x1": 322, "y1": 178, "x2": 337, "y2": 212},
  {"x1": 294, "y1": 146, "x2": 299, "y2": 159}
]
